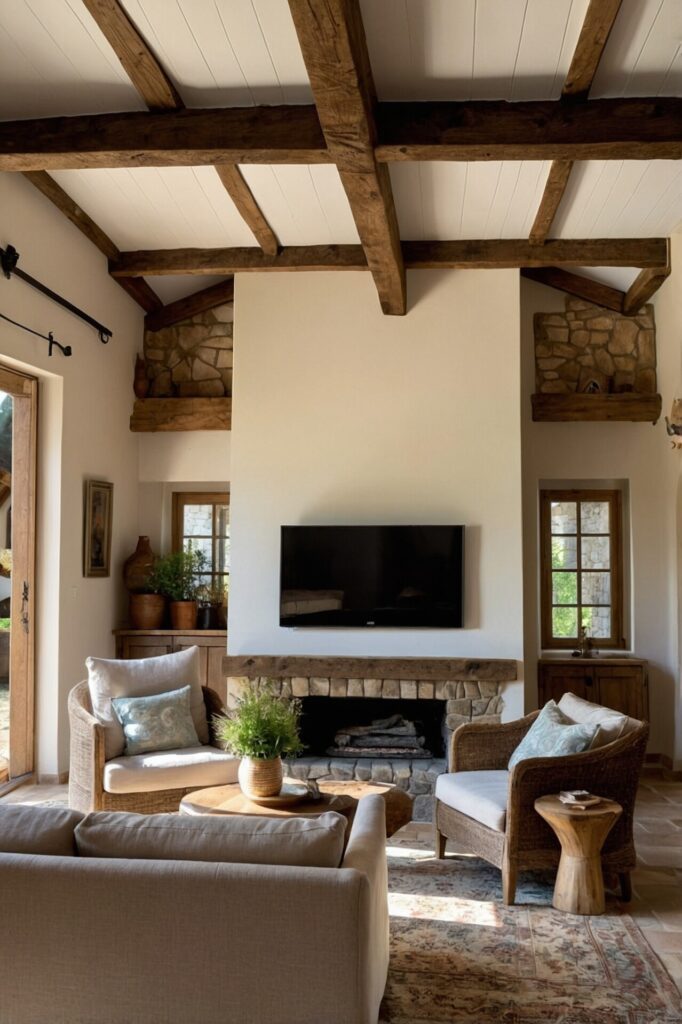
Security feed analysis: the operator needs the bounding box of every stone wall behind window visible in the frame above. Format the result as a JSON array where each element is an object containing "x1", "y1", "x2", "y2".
[
  {"x1": 143, "y1": 301, "x2": 233, "y2": 397},
  {"x1": 534, "y1": 297, "x2": 656, "y2": 396}
]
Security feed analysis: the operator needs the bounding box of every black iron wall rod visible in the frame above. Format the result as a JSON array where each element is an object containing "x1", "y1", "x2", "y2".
[
  {"x1": 0, "y1": 311, "x2": 71, "y2": 357},
  {"x1": 1, "y1": 244, "x2": 113, "y2": 344}
]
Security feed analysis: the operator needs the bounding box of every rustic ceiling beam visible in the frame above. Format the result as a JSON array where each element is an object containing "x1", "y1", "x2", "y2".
[
  {"x1": 623, "y1": 260, "x2": 671, "y2": 315},
  {"x1": 374, "y1": 97, "x2": 682, "y2": 162},
  {"x1": 109, "y1": 238, "x2": 668, "y2": 277},
  {"x1": 82, "y1": 0, "x2": 280, "y2": 255},
  {"x1": 145, "y1": 278, "x2": 235, "y2": 332},
  {"x1": 529, "y1": 0, "x2": 623, "y2": 245},
  {"x1": 22, "y1": 170, "x2": 161, "y2": 313},
  {"x1": 4, "y1": 97, "x2": 681, "y2": 171},
  {"x1": 288, "y1": 0, "x2": 405, "y2": 314},
  {"x1": 520, "y1": 267, "x2": 625, "y2": 313}
]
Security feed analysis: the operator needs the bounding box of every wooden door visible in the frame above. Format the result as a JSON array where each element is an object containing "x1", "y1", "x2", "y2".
[
  {"x1": 0, "y1": 365, "x2": 37, "y2": 783},
  {"x1": 595, "y1": 666, "x2": 648, "y2": 719},
  {"x1": 538, "y1": 664, "x2": 594, "y2": 705}
]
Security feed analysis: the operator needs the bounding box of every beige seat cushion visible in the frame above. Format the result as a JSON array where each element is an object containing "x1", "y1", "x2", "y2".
[
  {"x1": 75, "y1": 809, "x2": 347, "y2": 868},
  {"x1": 87, "y1": 646, "x2": 208, "y2": 760},
  {"x1": 558, "y1": 691, "x2": 641, "y2": 749},
  {"x1": 103, "y1": 745, "x2": 239, "y2": 794},
  {"x1": 0, "y1": 805, "x2": 84, "y2": 856},
  {"x1": 435, "y1": 770, "x2": 509, "y2": 833}
]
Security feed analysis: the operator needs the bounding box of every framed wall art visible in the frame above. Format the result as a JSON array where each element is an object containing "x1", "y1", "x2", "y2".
[{"x1": 83, "y1": 479, "x2": 113, "y2": 578}]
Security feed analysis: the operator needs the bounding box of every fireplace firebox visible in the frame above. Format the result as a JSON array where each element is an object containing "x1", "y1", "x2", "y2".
[{"x1": 299, "y1": 696, "x2": 446, "y2": 760}]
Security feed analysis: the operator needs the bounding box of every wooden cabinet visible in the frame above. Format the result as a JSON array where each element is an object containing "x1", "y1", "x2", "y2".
[
  {"x1": 114, "y1": 630, "x2": 228, "y2": 705},
  {"x1": 537, "y1": 657, "x2": 649, "y2": 721}
]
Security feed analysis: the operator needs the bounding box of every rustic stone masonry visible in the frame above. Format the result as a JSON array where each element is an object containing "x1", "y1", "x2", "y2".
[
  {"x1": 143, "y1": 301, "x2": 233, "y2": 397},
  {"x1": 224, "y1": 656, "x2": 517, "y2": 822},
  {"x1": 534, "y1": 297, "x2": 656, "y2": 396}
]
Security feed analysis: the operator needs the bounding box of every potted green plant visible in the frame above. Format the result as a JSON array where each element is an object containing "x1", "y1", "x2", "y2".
[
  {"x1": 196, "y1": 576, "x2": 228, "y2": 630},
  {"x1": 149, "y1": 548, "x2": 207, "y2": 630},
  {"x1": 214, "y1": 681, "x2": 304, "y2": 799}
]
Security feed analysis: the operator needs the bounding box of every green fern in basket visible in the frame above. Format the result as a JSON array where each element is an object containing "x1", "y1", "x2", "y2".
[{"x1": 214, "y1": 681, "x2": 304, "y2": 760}]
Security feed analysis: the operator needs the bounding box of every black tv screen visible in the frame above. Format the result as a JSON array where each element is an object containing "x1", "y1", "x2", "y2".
[{"x1": 280, "y1": 525, "x2": 464, "y2": 628}]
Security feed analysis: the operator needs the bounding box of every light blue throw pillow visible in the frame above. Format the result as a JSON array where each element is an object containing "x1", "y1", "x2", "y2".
[
  {"x1": 111, "y1": 685, "x2": 200, "y2": 757},
  {"x1": 508, "y1": 700, "x2": 598, "y2": 770}
]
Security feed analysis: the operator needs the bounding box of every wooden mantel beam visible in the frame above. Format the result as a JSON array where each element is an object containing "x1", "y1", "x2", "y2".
[
  {"x1": 5, "y1": 97, "x2": 680, "y2": 172},
  {"x1": 288, "y1": 0, "x2": 405, "y2": 314},
  {"x1": 109, "y1": 238, "x2": 669, "y2": 278}
]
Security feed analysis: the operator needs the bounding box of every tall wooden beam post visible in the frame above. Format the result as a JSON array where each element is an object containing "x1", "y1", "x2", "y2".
[
  {"x1": 288, "y1": 0, "x2": 405, "y2": 315},
  {"x1": 530, "y1": 0, "x2": 622, "y2": 245}
]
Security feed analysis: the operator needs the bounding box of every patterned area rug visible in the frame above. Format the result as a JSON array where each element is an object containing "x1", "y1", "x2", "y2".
[{"x1": 381, "y1": 841, "x2": 682, "y2": 1024}]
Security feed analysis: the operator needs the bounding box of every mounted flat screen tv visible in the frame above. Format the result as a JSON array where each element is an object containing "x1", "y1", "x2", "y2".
[{"x1": 280, "y1": 525, "x2": 464, "y2": 628}]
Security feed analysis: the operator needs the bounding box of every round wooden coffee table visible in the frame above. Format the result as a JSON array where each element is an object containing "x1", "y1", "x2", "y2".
[
  {"x1": 535, "y1": 794, "x2": 622, "y2": 915},
  {"x1": 179, "y1": 780, "x2": 413, "y2": 837}
]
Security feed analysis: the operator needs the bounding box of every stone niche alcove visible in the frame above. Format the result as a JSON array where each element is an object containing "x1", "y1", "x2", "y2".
[{"x1": 531, "y1": 297, "x2": 662, "y2": 423}]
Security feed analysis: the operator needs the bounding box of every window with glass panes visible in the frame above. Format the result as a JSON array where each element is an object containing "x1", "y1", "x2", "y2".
[
  {"x1": 540, "y1": 490, "x2": 624, "y2": 649},
  {"x1": 172, "y1": 492, "x2": 229, "y2": 600}
]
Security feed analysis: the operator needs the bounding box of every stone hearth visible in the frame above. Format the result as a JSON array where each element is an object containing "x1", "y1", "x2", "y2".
[{"x1": 223, "y1": 656, "x2": 517, "y2": 821}]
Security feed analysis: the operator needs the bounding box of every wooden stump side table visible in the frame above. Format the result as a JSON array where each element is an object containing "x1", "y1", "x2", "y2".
[{"x1": 534, "y1": 795, "x2": 622, "y2": 915}]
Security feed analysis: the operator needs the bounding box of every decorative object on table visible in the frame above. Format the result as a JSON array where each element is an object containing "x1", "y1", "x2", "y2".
[
  {"x1": 148, "y1": 547, "x2": 206, "y2": 630},
  {"x1": 133, "y1": 354, "x2": 150, "y2": 399},
  {"x1": 83, "y1": 479, "x2": 113, "y2": 578},
  {"x1": 572, "y1": 624, "x2": 596, "y2": 659},
  {"x1": 214, "y1": 680, "x2": 303, "y2": 799},
  {"x1": 558, "y1": 789, "x2": 602, "y2": 809},
  {"x1": 535, "y1": 793, "x2": 623, "y2": 915},
  {"x1": 665, "y1": 398, "x2": 682, "y2": 449},
  {"x1": 123, "y1": 535, "x2": 166, "y2": 629},
  {"x1": 248, "y1": 780, "x2": 311, "y2": 808}
]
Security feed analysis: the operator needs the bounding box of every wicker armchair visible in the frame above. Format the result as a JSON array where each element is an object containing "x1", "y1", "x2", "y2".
[
  {"x1": 434, "y1": 711, "x2": 649, "y2": 905},
  {"x1": 68, "y1": 680, "x2": 230, "y2": 813}
]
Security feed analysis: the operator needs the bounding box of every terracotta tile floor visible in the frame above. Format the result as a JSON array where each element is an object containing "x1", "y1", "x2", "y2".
[{"x1": 3, "y1": 768, "x2": 682, "y2": 991}]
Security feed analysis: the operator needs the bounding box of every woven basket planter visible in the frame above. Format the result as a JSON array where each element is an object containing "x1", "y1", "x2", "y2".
[{"x1": 238, "y1": 756, "x2": 283, "y2": 799}]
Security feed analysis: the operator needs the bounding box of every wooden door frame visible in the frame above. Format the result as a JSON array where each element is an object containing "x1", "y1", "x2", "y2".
[{"x1": 0, "y1": 365, "x2": 37, "y2": 782}]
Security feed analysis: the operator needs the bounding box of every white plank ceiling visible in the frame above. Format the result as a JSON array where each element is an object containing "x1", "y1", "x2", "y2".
[{"x1": 0, "y1": 0, "x2": 681, "y2": 298}]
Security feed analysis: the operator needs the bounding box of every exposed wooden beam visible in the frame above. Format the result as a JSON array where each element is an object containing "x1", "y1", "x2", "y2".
[
  {"x1": 563, "y1": 0, "x2": 622, "y2": 100},
  {"x1": 214, "y1": 165, "x2": 279, "y2": 256},
  {"x1": 520, "y1": 267, "x2": 625, "y2": 313},
  {"x1": 4, "y1": 97, "x2": 682, "y2": 171},
  {"x1": 374, "y1": 97, "x2": 682, "y2": 162},
  {"x1": 623, "y1": 261, "x2": 671, "y2": 315},
  {"x1": 145, "y1": 279, "x2": 235, "y2": 332},
  {"x1": 529, "y1": 1, "x2": 622, "y2": 244},
  {"x1": 82, "y1": 0, "x2": 279, "y2": 255},
  {"x1": 288, "y1": 0, "x2": 405, "y2": 314},
  {"x1": 130, "y1": 397, "x2": 232, "y2": 432},
  {"x1": 109, "y1": 238, "x2": 668, "y2": 277},
  {"x1": 529, "y1": 161, "x2": 574, "y2": 245},
  {"x1": 0, "y1": 107, "x2": 328, "y2": 172},
  {"x1": 21, "y1": 170, "x2": 161, "y2": 313},
  {"x1": 81, "y1": 0, "x2": 181, "y2": 110}
]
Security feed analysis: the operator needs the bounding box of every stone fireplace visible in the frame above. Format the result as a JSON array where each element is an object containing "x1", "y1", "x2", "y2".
[{"x1": 224, "y1": 656, "x2": 517, "y2": 820}]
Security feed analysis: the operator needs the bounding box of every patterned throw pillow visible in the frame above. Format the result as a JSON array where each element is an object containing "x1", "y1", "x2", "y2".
[
  {"x1": 111, "y1": 685, "x2": 200, "y2": 757},
  {"x1": 508, "y1": 700, "x2": 598, "y2": 770}
]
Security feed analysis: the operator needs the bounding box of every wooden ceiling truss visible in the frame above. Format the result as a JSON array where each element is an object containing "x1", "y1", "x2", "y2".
[{"x1": 9, "y1": 0, "x2": 676, "y2": 317}]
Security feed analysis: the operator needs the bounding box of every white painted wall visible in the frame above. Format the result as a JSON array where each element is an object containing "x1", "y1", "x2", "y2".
[
  {"x1": 0, "y1": 171, "x2": 143, "y2": 776},
  {"x1": 520, "y1": 233, "x2": 682, "y2": 760},
  {"x1": 229, "y1": 270, "x2": 525, "y2": 718}
]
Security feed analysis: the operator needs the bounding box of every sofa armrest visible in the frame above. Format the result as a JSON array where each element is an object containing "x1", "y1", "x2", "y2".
[
  {"x1": 68, "y1": 682, "x2": 106, "y2": 813},
  {"x1": 450, "y1": 711, "x2": 539, "y2": 771}
]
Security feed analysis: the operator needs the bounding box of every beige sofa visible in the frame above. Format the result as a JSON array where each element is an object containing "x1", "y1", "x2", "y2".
[{"x1": 0, "y1": 795, "x2": 389, "y2": 1024}]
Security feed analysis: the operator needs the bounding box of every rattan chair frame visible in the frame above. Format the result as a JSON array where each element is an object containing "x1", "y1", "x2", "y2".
[
  {"x1": 434, "y1": 710, "x2": 649, "y2": 905},
  {"x1": 68, "y1": 680, "x2": 227, "y2": 813}
]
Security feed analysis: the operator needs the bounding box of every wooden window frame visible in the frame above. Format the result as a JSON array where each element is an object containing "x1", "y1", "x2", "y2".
[
  {"x1": 540, "y1": 488, "x2": 624, "y2": 651},
  {"x1": 171, "y1": 491, "x2": 230, "y2": 590}
]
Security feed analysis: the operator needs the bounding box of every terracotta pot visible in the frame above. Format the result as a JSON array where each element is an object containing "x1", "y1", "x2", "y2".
[
  {"x1": 123, "y1": 536, "x2": 156, "y2": 593},
  {"x1": 170, "y1": 600, "x2": 197, "y2": 630},
  {"x1": 133, "y1": 354, "x2": 150, "y2": 399},
  {"x1": 129, "y1": 593, "x2": 165, "y2": 630},
  {"x1": 238, "y1": 756, "x2": 283, "y2": 799}
]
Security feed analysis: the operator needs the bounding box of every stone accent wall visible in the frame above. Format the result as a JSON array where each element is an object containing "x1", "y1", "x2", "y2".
[
  {"x1": 534, "y1": 297, "x2": 656, "y2": 396},
  {"x1": 143, "y1": 302, "x2": 233, "y2": 397},
  {"x1": 225, "y1": 661, "x2": 513, "y2": 821}
]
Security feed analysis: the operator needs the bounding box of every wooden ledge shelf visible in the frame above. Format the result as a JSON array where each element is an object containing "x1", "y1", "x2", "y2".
[
  {"x1": 532, "y1": 393, "x2": 662, "y2": 424},
  {"x1": 130, "y1": 397, "x2": 232, "y2": 432}
]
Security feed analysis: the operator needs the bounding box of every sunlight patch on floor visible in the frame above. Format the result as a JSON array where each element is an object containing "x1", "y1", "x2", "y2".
[{"x1": 388, "y1": 891, "x2": 505, "y2": 927}]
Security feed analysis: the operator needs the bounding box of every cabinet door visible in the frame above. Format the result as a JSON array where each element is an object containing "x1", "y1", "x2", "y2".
[
  {"x1": 117, "y1": 636, "x2": 174, "y2": 660},
  {"x1": 173, "y1": 636, "x2": 227, "y2": 704},
  {"x1": 596, "y1": 666, "x2": 648, "y2": 719},
  {"x1": 538, "y1": 665, "x2": 595, "y2": 706}
]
